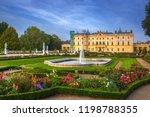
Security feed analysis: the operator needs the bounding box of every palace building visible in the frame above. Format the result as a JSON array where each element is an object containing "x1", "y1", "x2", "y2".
[{"x1": 62, "y1": 29, "x2": 134, "y2": 53}]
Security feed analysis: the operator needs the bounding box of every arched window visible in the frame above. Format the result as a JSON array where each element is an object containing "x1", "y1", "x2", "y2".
[
  {"x1": 107, "y1": 42, "x2": 109, "y2": 45},
  {"x1": 96, "y1": 42, "x2": 98, "y2": 45},
  {"x1": 128, "y1": 41, "x2": 130, "y2": 45},
  {"x1": 122, "y1": 41, "x2": 124, "y2": 45},
  {"x1": 92, "y1": 42, "x2": 94, "y2": 45}
]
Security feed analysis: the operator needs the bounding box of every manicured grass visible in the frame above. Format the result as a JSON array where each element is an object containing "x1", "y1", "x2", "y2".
[
  {"x1": 0, "y1": 56, "x2": 65, "y2": 66},
  {"x1": 120, "y1": 58, "x2": 142, "y2": 69},
  {"x1": 24, "y1": 57, "x2": 119, "y2": 72},
  {"x1": 0, "y1": 55, "x2": 141, "y2": 71}
]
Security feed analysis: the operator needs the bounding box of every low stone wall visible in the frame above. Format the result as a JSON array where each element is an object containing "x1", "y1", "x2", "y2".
[{"x1": 44, "y1": 58, "x2": 112, "y2": 68}]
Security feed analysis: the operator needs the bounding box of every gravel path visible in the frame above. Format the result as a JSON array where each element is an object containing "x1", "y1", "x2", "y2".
[
  {"x1": 43, "y1": 94, "x2": 109, "y2": 100},
  {"x1": 127, "y1": 84, "x2": 150, "y2": 100},
  {"x1": 0, "y1": 66, "x2": 6, "y2": 68},
  {"x1": 114, "y1": 61, "x2": 122, "y2": 69},
  {"x1": 136, "y1": 58, "x2": 150, "y2": 70}
]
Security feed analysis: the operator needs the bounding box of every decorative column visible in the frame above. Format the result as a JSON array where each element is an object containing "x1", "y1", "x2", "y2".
[
  {"x1": 4, "y1": 43, "x2": 8, "y2": 55},
  {"x1": 46, "y1": 45, "x2": 48, "y2": 54},
  {"x1": 35, "y1": 48, "x2": 38, "y2": 53},
  {"x1": 43, "y1": 42, "x2": 45, "y2": 55}
]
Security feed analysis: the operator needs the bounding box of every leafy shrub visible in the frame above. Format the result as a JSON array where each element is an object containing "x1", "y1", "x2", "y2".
[
  {"x1": 76, "y1": 78, "x2": 119, "y2": 92},
  {"x1": 9, "y1": 72, "x2": 32, "y2": 93}
]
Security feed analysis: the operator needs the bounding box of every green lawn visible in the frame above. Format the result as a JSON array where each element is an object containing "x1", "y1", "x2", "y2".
[
  {"x1": 120, "y1": 58, "x2": 142, "y2": 69},
  {"x1": 0, "y1": 56, "x2": 141, "y2": 71},
  {"x1": 0, "y1": 56, "x2": 65, "y2": 66}
]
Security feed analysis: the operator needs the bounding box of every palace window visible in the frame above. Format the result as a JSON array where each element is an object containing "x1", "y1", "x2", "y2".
[
  {"x1": 96, "y1": 42, "x2": 98, "y2": 45},
  {"x1": 107, "y1": 42, "x2": 109, "y2": 45},
  {"x1": 122, "y1": 36, "x2": 124, "y2": 39},
  {"x1": 118, "y1": 42, "x2": 119, "y2": 45},
  {"x1": 122, "y1": 48, "x2": 124, "y2": 51},
  {"x1": 112, "y1": 42, "x2": 113, "y2": 45},
  {"x1": 103, "y1": 42, "x2": 105, "y2": 45},
  {"x1": 107, "y1": 48, "x2": 109, "y2": 51},
  {"x1": 118, "y1": 48, "x2": 119, "y2": 51},
  {"x1": 92, "y1": 42, "x2": 94, "y2": 45},
  {"x1": 128, "y1": 41, "x2": 130, "y2": 45},
  {"x1": 122, "y1": 41, "x2": 124, "y2": 45},
  {"x1": 99, "y1": 42, "x2": 101, "y2": 45}
]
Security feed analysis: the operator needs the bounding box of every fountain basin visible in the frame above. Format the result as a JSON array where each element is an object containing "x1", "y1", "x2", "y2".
[{"x1": 44, "y1": 58, "x2": 112, "y2": 67}]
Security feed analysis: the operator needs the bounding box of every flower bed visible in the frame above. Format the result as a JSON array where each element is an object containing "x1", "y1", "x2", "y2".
[
  {"x1": 0, "y1": 64, "x2": 149, "y2": 99},
  {"x1": 0, "y1": 78, "x2": 150, "y2": 100}
]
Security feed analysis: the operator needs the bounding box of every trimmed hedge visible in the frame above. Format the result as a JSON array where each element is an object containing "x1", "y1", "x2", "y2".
[
  {"x1": 0, "y1": 87, "x2": 57, "y2": 100},
  {"x1": 0, "y1": 78, "x2": 150, "y2": 100},
  {"x1": 0, "y1": 66, "x2": 19, "y2": 72}
]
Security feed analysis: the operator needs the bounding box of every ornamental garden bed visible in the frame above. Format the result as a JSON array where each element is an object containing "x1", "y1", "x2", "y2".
[{"x1": 0, "y1": 64, "x2": 149, "y2": 100}]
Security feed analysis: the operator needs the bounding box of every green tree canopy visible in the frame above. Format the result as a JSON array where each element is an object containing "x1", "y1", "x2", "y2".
[
  {"x1": 0, "y1": 22, "x2": 8, "y2": 37},
  {"x1": 20, "y1": 26, "x2": 62, "y2": 51},
  {"x1": 48, "y1": 34, "x2": 62, "y2": 50},
  {"x1": 142, "y1": 0, "x2": 150, "y2": 37},
  {"x1": 20, "y1": 26, "x2": 50, "y2": 51},
  {"x1": 0, "y1": 27, "x2": 20, "y2": 50}
]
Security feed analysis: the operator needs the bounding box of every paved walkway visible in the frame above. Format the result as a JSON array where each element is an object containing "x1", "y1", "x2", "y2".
[
  {"x1": 136, "y1": 58, "x2": 150, "y2": 70},
  {"x1": 114, "y1": 61, "x2": 122, "y2": 69},
  {"x1": 0, "y1": 66, "x2": 6, "y2": 68},
  {"x1": 79, "y1": 74, "x2": 99, "y2": 79},
  {"x1": 43, "y1": 94, "x2": 108, "y2": 100},
  {"x1": 127, "y1": 84, "x2": 150, "y2": 100}
]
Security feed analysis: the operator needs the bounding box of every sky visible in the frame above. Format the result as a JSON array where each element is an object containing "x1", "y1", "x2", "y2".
[{"x1": 0, "y1": 0, "x2": 149, "y2": 42}]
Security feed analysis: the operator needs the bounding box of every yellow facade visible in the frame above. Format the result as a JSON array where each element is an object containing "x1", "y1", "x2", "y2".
[
  {"x1": 134, "y1": 42, "x2": 150, "y2": 52},
  {"x1": 73, "y1": 32, "x2": 134, "y2": 53},
  {"x1": 61, "y1": 44, "x2": 70, "y2": 52}
]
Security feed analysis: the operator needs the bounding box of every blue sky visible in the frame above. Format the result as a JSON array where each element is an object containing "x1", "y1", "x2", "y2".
[{"x1": 0, "y1": 0, "x2": 149, "y2": 42}]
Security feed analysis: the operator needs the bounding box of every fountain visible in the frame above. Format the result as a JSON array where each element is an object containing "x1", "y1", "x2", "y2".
[
  {"x1": 44, "y1": 42, "x2": 112, "y2": 67},
  {"x1": 79, "y1": 42, "x2": 84, "y2": 63},
  {"x1": 44, "y1": 44, "x2": 112, "y2": 67}
]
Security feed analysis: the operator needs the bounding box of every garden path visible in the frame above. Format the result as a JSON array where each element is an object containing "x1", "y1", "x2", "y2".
[
  {"x1": 0, "y1": 66, "x2": 6, "y2": 68},
  {"x1": 3, "y1": 70, "x2": 21, "y2": 74},
  {"x1": 43, "y1": 94, "x2": 109, "y2": 100},
  {"x1": 127, "y1": 84, "x2": 150, "y2": 100},
  {"x1": 136, "y1": 58, "x2": 150, "y2": 70},
  {"x1": 114, "y1": 61, "x2": 122, "y2": 69},
  {"x1": 79, "y1": 74, "x2": 99, "y2": 79}
]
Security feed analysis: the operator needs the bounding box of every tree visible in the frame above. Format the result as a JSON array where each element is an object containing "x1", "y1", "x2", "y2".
[
  {"x1": 50, "y1": 34, "x2": 61, "y2": 50},
  {"x1": 0, "y1": 22, "x2": 8, "y2": 37},
  {"x1": 0, "y1": 27, "x2": 20, "y2": 50},
  {"x1": 142, "y1": 0, "x2": 150, "y2": 37},
  {"x1": 20, "y1": 26, "x2": 50, "y2": 52}
]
